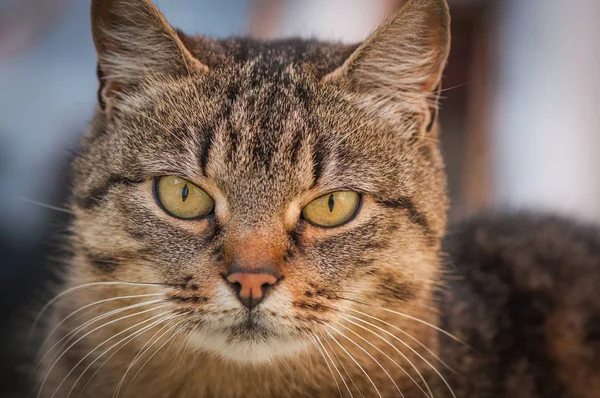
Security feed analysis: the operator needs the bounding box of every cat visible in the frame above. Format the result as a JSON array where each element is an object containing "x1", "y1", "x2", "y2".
[{"x1": 34, "y1": 0, "x2": 600, "y2": 397}]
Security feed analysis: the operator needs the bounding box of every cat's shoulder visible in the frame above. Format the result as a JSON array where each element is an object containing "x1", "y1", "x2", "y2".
[
  {"x1": 444, "y1": 212, "x2": 600, "y2": 290},
  {"x1": 444, "y1": 212, "x2": 600, "y2": 300},
  {"x1": 440, "y1": 213, "x2": 600, "y2": 397}
]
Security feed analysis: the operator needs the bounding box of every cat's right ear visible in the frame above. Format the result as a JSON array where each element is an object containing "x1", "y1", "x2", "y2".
[
  {"x1": 91, "y1": 0, "x2": 207, "y2": 113},
  {"x1": 323, "y1": 0, "x2": 450, "y2": 133}
]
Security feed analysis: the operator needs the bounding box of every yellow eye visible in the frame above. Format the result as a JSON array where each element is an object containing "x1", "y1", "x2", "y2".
[
  {"x1": 302, "y1": 191, "x2": 360, "y2": 228},
  {"x1": 154, "y1": 176, "x2": 214, "y2": 219}
]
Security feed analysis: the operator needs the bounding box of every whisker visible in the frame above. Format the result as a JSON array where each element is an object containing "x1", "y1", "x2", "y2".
[
  {"x1": 30, "y1": 281, "x2": 167, "y2": 339},
  {"x1": 39, "y1": 293, "x2": 164, "y2": 357},
  {"x1": 327, "y1": 324, "x2": 403, "y2": 397},
  {"x1": 325, "y1": 330, "x2": 383, "y2": 398},
  {"x1": 336, "y1": 317, "x2": 429, "y2": 398},
  {"x1": 125, "y1": 321, "x2": 187, "y2": 391},
  {"x1": 175, "y1": 326, "x2": 195, "y2": 370},
  {"x1": 321, "y1": 333, "x2": 362, "y2": 398},
  {"x1": 53, "y1": 299, "x2": 166, "y2": 361},
  {"x1": 66, "y1": 312, "x2": 174, "y2": 398},
  {"x1": 53, "y1": 309, "x2": 169, "y2": 398},
  {"x1": 37, "y1": 304, "x2": 165, "y2": 398},
  {"x1": 343, "y1": 313, "x2": 455, "y2": 398},
  {"x1": 38, "y1": 299, "x2": 164, "y2": 368},
  {"x1": 78, "y1": 314, "x2": 175, "y2": 395},
  {"x1": 299, "y1": 334, "x2": 317, "y2": 383},
  {"x1": 16, "y1": 196, "x2": 75, "y2": 215},
  {"x1": 306, "y1": 332, "x2": 346, "y2": 398},
  {"x1": 113, "y1": 317, "x2": 181, "y2": 397},
  {"x1": 338, "y1": 297, "x2": 466, "y2": 346},
  {"x1": 348, "y1": 308, "x2": 456, "y2": 374}
]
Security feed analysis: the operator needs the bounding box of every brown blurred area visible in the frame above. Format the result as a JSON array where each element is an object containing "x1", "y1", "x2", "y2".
[{"x1": 0, "y1": 0, "x2": 70, "y2": 59}]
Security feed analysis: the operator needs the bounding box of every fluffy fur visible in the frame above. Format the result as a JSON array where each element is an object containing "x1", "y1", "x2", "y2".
[
  {"x1": 35, "y1": 0, "x2": 599, "y2": 397},
  {"x1": 441, "y1": 214, "x2": 600, "y2": 398}
]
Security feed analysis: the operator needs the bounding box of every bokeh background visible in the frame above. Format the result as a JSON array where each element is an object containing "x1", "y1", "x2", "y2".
[{"x1": 1, "y1": 0, "x2": 599, "y2": 395}]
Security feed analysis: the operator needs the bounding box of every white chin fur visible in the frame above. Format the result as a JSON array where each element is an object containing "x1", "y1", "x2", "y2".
[{"x1": 187, "y1": 329, "x2": 305, "y2": 364}]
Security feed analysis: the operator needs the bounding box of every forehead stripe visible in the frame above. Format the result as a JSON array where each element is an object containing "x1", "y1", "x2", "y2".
[
  {"x1": 198, "y1": 126, "x2": 214, "y2": 176},
  {"x1": 311, "y1": 141, "x2": 325, "y2": 188}
]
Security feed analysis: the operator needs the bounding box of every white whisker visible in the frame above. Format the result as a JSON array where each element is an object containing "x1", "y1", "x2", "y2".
[
  {"x1": 306, "y1": 332, "x2": 347, "y2": 398},
  {"x1": 327, "y1": 324, "x2": 403, "y2": 397},
  {"x1": 30, "y1": 281, "x2": 163, "y2": 340},
  {"x1": 125, "y1": 321, "x2": 186, "y2": 392},
  {"x1": 113, "y1": 317, "x2": 181, "y2": 397},
  {"x1": 321, "y1": 334, "x2": 362, "y2": 398},
  {"x1": 339, "y1": 314, "x2": 431, "y2": 398},
  {"x1": 78, "y1": 314, "x2": 175, "y2": 395},
  {"x1": 175, "y1": 326, "x2": 195, "y2": 370},
  {"x1": 326, "y1": 330, "x2": 383, "y2": 398},
  {"x1": 349, "y1": 302, "x2": 465, "y2": 345},
  {"x1": 39, "y1": 293, "x2": 164, "y2": 358},
  {"x1": 344, "y1": 312, "x2": 455, "y2": 398},
  {"x1": 37, "y1": 303, "x2": 164, "y2": 398},
  {"x1": 16, "y1": 196, "x2": 75, "y2": 215},
  {"x1": 334, "y1": 318, "x2": 423, "y2": 396},
  {"x1": 348, "y1": 308, "x2": 456, "y2": 374},
  {"x1": 54, "y1": 309, "x2": 169, "y2": 398},
  {"x1": 38, "y1": 299, "x2": 164, "y2": 368}
]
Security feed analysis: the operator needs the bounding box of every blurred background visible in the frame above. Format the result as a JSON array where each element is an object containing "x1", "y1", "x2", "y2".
[{"x1": 1, "y1": 0, "x2": 599, "y2": 395}]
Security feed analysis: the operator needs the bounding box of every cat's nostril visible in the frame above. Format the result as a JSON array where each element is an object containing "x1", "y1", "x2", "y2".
[
  {"x1": 225, "y1": 271, "x2": 280, "y2": 310},
  {"x1": 230, "y1": 281, "x2": 242, "y2": 291}
]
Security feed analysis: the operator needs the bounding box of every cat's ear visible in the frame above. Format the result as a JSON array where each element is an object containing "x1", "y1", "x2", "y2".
[
  {"x1": 91, "y1": 0, "x2": 207, "y2": 112},
  {"x1": 323, "y1": 0, "x2": 450, "y2": 132}
]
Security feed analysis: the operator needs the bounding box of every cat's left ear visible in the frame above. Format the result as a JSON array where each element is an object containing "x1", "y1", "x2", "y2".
[
  {"x1": 91, "y1": 0, "x2": 207, "y2": 112},
  {"x1": 323, "y1": 0, "x2": 450, "y2": 134}
]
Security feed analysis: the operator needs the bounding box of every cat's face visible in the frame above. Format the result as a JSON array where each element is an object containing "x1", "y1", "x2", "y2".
[{"x1": 69, "y1": 0, "x2": 450, "y2": 364}]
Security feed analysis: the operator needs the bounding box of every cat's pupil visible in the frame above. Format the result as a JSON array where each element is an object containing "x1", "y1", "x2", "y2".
[
  {"x1": 181, "y1": 184, "x2": 189, "y2": 202},
  {"x1": 328, "y1": 194, "x2": 335, "y2": 213}
]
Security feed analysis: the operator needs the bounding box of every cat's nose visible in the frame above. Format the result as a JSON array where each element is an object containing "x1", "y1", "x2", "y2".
[{"x1": 225, "y1": 271, "x2": 279, "y2": 310}]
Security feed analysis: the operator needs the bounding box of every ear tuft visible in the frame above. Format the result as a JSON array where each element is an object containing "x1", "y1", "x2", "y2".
[
  {"x1": 91, "y1": 0, "x2": 207, "y2": 111},
  {"x1": 324, "y1": 0, "x2": 450, "y2": 125}
]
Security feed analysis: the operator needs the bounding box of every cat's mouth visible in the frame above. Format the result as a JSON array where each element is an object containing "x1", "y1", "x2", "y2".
[
  {"x1": 182, "y1": 310, "x2": 306, "y2": 363},
  {"x1": 225, "y1": 315, "x2": 274, "y2": 339},
  {"x1": 187, "y1": 321, "x2": 305, "y2": 364}
]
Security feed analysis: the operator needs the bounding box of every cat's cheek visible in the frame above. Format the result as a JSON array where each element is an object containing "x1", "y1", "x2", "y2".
[{"x1": 73, "y1": 206, "x2": 146, "y2": 261}]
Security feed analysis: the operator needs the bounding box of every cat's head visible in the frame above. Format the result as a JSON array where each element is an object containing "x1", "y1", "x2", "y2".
[{"x1": 70, "y1": 0, "x2": 450, "y2": 364}]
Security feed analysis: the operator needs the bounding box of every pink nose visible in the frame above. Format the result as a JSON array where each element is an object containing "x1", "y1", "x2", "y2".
[{"x1": 226, "y1": 272, "x2": 278, "y2": 310}]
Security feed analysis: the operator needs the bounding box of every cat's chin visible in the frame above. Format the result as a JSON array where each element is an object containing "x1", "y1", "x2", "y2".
[{"x1": 187, "y1": 328, "x2": 305, "y2": 364}]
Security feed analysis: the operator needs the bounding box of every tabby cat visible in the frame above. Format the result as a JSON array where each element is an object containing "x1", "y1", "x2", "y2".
[{"x1": 35, "y1": 0, "x2": 600, "y2": 397}]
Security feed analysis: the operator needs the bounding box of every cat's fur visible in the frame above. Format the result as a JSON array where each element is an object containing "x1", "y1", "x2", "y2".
[
  {"x1": 441, "y1": 214, "x2": 600, "y2": 397},
  {"x1": 36, "y1": 0, "x2": 599, "y2": 397}
]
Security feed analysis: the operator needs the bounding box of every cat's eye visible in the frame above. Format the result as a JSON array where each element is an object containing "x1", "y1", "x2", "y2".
[
  {"x1": 302, "y1": 191, "x2": 360, "y2": 228},
  {"x1": 154, "y1": 176, "x2": 214, "y2": 219}
]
